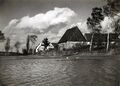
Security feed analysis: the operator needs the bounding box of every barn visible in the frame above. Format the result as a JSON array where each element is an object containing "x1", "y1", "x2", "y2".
[{"x1": 58, "y1": 26, "x2": 87, "y2": 50}]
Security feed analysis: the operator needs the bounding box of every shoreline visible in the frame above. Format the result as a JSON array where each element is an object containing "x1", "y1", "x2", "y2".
[{"x1": 0, "y1": 54, "x2": 119, "y2": 60}]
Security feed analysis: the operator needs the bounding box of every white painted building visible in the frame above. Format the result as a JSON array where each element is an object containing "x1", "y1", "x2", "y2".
[{"x1": 35, "y1": 43, "x2": 54, "y2": 53}]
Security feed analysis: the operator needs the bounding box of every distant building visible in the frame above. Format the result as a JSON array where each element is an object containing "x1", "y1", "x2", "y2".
[{"x1": 58, "y1": 26, "x2": 87, "y2": 50}]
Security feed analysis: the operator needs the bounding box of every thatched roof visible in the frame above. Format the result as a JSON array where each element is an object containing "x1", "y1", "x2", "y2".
[{"x1": 58, "y1": 26, "x2": 86, "y2": 44}]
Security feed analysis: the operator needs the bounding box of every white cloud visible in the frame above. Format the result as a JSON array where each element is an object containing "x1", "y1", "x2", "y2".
[
  {"x1": 56, "y1": 21, "x2": 89, "y2": 38},
  {"x1": 57, "y1": 27, "x2": 68, "y2": 37},
  {"x1": 14, "y1": 7, "x2": 76, "y2": 32},
  {"x1": 3, "y1": 7, "x2": 76, "y2": 50},
  {"x1": 77, "y1": 21, "x2": 90, "y2": 33},
  {"x1": 55, "y1": 21, "x2": 90, "y2": 43}
]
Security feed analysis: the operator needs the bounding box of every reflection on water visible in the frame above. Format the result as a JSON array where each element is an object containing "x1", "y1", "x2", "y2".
[{"x1": 0, "y1": 57, "x2": 119, "y2": 86}]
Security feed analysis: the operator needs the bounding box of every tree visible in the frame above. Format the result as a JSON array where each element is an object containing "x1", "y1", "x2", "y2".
[
  {"x1": 104, "y1": 0, "x2": 120, "y2": 15},
  {"x1": 87, "y1": 7, "x2": 104, "y2": 33},
  {"x1": 26, "y1": 35, "x2": 37, "y2": 54},
  {"x1": 5, "y1": 38, "x2": 10, "y2": 53},
  {"x1": 87, "y1": 7, "x2": 104, "y2": 51},
  {"x1": 29, "y1": 35, "x2": 37, "y2": 44},
  {"x1": 103, "y1": 0, "x2": 120, "y2": 51},
  {"x1": 114, "y1": 19, "x2": 120, "y2": 33},
  {"x1": 42, "y1": 38, "x2": 50, "y2": 50},
  {"x1": 14, "y1": 41, "x2": 21, "y2": 53}
]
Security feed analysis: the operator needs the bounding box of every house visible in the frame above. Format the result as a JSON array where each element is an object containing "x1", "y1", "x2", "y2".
[
  {"x1": 58, "y1": 26, "x2": 87, "y2": 50},
  {"x1": 35, "y1": 43, "x2": 55, "y2": 53}
]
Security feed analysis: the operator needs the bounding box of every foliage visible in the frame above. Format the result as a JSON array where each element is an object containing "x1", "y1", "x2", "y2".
[
  {"x1": 42, "y1": 38, "x2": 50, "y2": 50},
  {"x1": 5, "y1": 38, "x2": 10, "y2": 53},
  {"x1": 87, "y1": 7, "x2": 104, "y2": 51},
  {"x1": 103, "y1": 0, "x2": 120, "y2": 33},
  {"x1": 114, "y1": 19, "x2": 120, "y2": 33},
  {"x1": 22, "y1": 48, "x2": 28, "y2": 55},
  {"x1": 14, "y1": 41, "x2": 21, "y2": 53},
  {"x1": 87, "y1": 7, "x2": 104, "y2": 33},
  {"x1": 103, "y1": 5, "x2": 113, "y2": 16},
  {"x1": 104, "y1": 0, "x2": 120, "y2": 14}
]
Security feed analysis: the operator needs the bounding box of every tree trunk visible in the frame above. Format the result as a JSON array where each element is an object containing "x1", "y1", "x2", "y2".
[
  {"x1": 89, "y1": 33, "x2": 94, "y2": 52},
  {"x1": 106, "y1": 33, "x2": 110, "y2": 52}
]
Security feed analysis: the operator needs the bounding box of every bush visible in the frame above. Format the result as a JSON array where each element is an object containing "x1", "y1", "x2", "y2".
[{"x1": 22, "y1": 49, "x2": 28, "y2": 55}]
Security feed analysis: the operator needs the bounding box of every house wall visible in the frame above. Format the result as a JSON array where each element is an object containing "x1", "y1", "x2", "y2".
[{"x1": 58, "y1": 41, "x2": 83, "y2": 51}]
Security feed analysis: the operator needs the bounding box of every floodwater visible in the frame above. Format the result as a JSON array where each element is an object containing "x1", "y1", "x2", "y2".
[{"x1": 0, "y1": 56, "x2": 120, "y2": 86}]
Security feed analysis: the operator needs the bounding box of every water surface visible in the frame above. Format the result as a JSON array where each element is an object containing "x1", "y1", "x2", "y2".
[{"x1": 0, "y1": 56, "x2": 120, "y2": 86}]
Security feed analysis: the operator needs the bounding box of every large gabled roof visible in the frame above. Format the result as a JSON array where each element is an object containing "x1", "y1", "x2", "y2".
[{"x1": 58, "y1": 26, "x2": 86, "y2": 44}]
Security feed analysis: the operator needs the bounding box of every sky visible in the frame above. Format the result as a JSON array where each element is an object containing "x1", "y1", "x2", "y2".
[
  {"x1": 0, "y1": 0, "x2": 106, "y2": 29},
  {"x1": 0, "y1": 0, "x2": 107, "y2": 51}
]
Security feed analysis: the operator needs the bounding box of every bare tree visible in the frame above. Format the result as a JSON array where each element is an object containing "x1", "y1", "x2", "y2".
[
  {"x1": 26, "y1": 35, "x2": 37, "y2": 54},
  {"x1": 29, "y1": 35, "x2": 37, "y2": 54}
]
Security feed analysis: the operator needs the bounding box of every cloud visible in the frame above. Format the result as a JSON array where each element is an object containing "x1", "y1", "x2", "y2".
[
  {"x1": 3, "y1": 7, "x2": 76, "y2": 50},
  {"x1": 4, "y1": 7, "x2": 76, "y2": 34},
  {"x1": 16, "y1": 7, "x2": 76, "y2": 32},
  {"x1": 77, "y1": 21, "x2": 90, "y2": 33},
  {"x1": 54, "y1": 21, "x2": 90, "y2": 43}
]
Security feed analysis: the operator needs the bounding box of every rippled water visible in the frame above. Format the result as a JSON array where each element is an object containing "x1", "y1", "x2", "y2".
[{"x1": 0, "y1": 56, "x2": 120, "y2": 86}]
